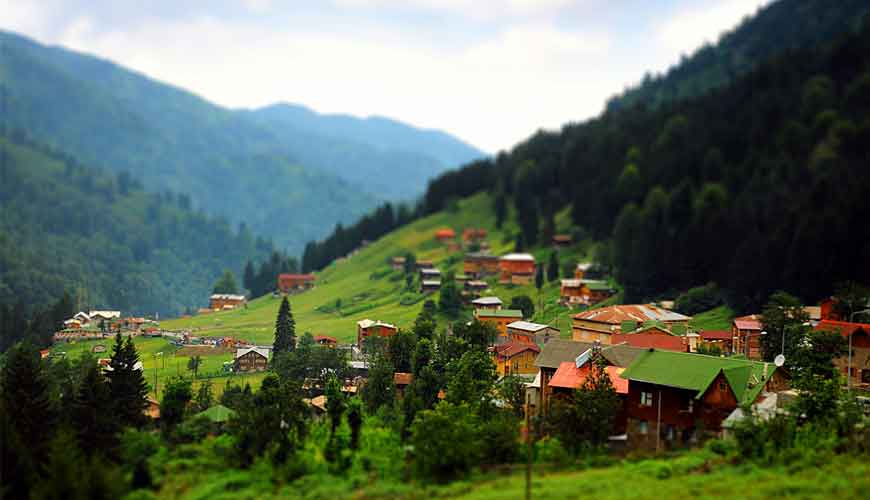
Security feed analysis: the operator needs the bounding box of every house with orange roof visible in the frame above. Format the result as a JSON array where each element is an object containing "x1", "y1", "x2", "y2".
[
  {"x1": 499, "y1": 253, "x2": 536, "y2": 285},
  {"x1": 815, "y1": 320, "x2": 870, "y2": 387},
  {"x1": 493, "y1": 341, "x2": 540, "y2": 376},
  {"x1": 572, "y1": 304, "x2": 691, "y2": 344},
  {"x1": 434, "y1": 228, "x2": 456, "y2": 243},
  {"x1": 731, "y1": 314, "x2": 764, "y2": 359}
]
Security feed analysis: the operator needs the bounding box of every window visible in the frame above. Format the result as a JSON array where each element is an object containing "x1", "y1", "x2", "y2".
[
  {"x1": 640, "y1": 391, "x2": 653, "y2": 407},
  {"x1": 638, "y1": 420, "x2": 648, "y2": 435},
  {"x1": 682, "y1": 398, "x2": 694, "y2": 413},
  {"x1": 665, "y1": 425, "x2": 675, "y2": 441},
  {"x1": 862, "y1": 370, "x2": 870, "y2": 384},
  {"x1": 718, "y1": 379, "x2": 729, "y2": 392}
]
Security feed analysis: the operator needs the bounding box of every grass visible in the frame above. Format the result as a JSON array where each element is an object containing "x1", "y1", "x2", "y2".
[
  {"x1": 50, "y1": 336, "x2": 267, "y2": 398},
  {"x1": 161, "y1": 192, "x2": 592, "y2": 344},
  {"x1": 689, "y1": 305, "x2": 735, "y2": 331}
]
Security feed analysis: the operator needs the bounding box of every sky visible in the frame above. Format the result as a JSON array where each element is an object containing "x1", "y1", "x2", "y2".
[{"x1": 1, "y1": 0, "x2": 770, "y2": 153}]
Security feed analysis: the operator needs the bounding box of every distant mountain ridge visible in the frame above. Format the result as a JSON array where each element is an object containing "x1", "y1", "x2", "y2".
[{"x1": 0, "y1": 30, "x2": 483, "y2": 253}]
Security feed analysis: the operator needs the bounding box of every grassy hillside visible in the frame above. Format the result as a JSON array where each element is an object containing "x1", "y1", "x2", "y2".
[{"x1": 162, "y1": 192, "x2": 607, "y2": 344}]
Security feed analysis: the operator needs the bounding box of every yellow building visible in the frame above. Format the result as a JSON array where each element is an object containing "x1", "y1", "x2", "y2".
[{"x1": 493, "y1": 341, "x2": 541, "y2": 376}]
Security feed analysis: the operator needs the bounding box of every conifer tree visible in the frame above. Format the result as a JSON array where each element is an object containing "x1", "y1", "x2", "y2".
[
  {"x1": 73, "y1": 361, "x2": 118, "y2": 455},
  {"x1": 107, "y1": 334, "x2": 149, "y2": 428},
  {"x1": 273, "y1": 296, "x2": 296, "y2": 354},
  {"x1": 547, "y1": 251, "x2": 559, "y2": 282},
  {"x1": 0, "y1": 343, "x2": 57, "y2": 497}
]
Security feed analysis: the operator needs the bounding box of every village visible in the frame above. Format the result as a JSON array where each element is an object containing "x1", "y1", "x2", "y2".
[{"x1": 49, "y1": 221, "x2": 870, "y2": 454}]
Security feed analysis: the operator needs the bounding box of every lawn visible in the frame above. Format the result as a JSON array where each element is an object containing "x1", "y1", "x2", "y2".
[
  {"x1": 689, "y1": 305, "x2": 735, "y2": 331},
  {"x1": 161, "y1": 192, "x2": 595, "y2": 344},
  {"x1": 50, "y1": 336, "x2": 267, "y2": 399}
]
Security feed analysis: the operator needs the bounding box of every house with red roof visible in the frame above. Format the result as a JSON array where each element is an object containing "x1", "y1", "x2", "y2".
[
  {"x1": 815, "y1": 320, "x2": 870, "y2": 387},
  {"x1": 548, "y1": 360, "x2": 630, "y2": 432},
  {"x1": 699, "y1": 330, "x2": 733, "y2": 353},
  {"x1": 493, "y1": 341, "x2": 540, "y2": 376},
  {"x1": 434, "y1": 228, "x2": 456, "y2": 243},
  {"x1": 572, "y1": 305, "x2": 691, "y2": 344},
  {"x1": 314, "y1": 335, "x2": 338, "y2": 348},
  {"x1": 611, "y1": 325, "x2": 689, "y2": 352},
  {"x1": 732, "y1": 314, "x2": 764, "y2": 359},
  {"x1": 277, "y1": 273, "x2": 316, "y2": 293}
]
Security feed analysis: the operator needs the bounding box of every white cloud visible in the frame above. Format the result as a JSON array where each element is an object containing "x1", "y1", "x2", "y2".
[
  {"x1": 656, "y1": 0, "x2": 770, "y2": 54},
  {"x1": 333, "y1": 0, "x2": 576, "y2": 20}
]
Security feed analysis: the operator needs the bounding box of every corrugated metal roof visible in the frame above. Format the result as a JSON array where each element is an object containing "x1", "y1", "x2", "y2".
[
  {"x1": 535, "y1": 339, "x2": 598, "y2": 369},
  {"x1": 507, "y1": 321, "x2": 550, "y2": 332},
  {"x1": 574, "y1": 304, "x2": 690, "y2": 324},
  {"x1": 500, "y1": 253, "x2": 535, "y2": 261},
  {"x1": 472, "y1": 296, "x2": 503, "y2": 305}
]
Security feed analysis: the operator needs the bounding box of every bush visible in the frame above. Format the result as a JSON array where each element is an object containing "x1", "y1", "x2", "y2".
[
  {"x1": 674, "y1": 282, "x2": 723, "y2": 315},
  {"x1": 534, "y1": 437, "x2": 571, "y2": 468},
  {"x1": 410, "y1": 402, "x2": 481, "y2": 482}
]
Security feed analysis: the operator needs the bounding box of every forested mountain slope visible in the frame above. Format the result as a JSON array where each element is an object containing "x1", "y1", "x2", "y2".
[
  {"x1": 607, "y1": 0, "x2": 870, "y2": 111},
  {"x1": 0, "y1": 131, "x2": 274, "y2": 316},
  {"x1": 307, "y1": 9, "x2": 870, "y2": 311},
  {"x1": 0, "y1": 31, "x2": 482, "y2": 252}
]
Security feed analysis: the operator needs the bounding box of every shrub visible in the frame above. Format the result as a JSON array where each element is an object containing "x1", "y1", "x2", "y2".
[{"x1": 674, "y1": 282, "x2": 723, "y2": 315}]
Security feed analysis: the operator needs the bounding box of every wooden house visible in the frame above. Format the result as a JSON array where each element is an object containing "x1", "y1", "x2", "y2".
[
  {"x1": 416, "y1": 260, "x2": 435, "y2": 270},
  {"x1": 209, "y1": 294, "x2": 246, "y2": 310},
  {"x1": 699, "y1": 330, "x2": 733, "y2": 353},
  {"x1": 815, "y1": 320, "x2": 870, "y2": 387},
  {"x1": 314, "y1": 335, "x2": 338, "y2": 348},
  {"x1": 277, "y1": 273, "x2": 316, "y2": 293},
  {"x1": 559, "y1": 279, "x2": 615, "y2": 306},
  {"x1": 471, "y1": 296, "x2": 502, "y2": 313},
  {"x1": 419, "y1": 268, "x2": 441, "y2": 281},
  {"x1": 731, "y1": 314, "x2": 763, "y2": 359},
  {"x1": 547, "y1": 360, "x2": 629, "y2": 432},
  {"x1": 394, "y1": 372, "x2": 413, "y2": 398},
  {"x1": 493, "y1": 341, "x2": 540, "y2": 376},
  {"x1": 620, "y1": 349, "x2": 789, "y2": 450},
  {"x1": 572, "y1": 305, "x2": 691, "y2": 344},
  {"x1": 499, "y1": 253, "x2": 536, "y2": 285},
  {"x1": 475, "y1": 309, "x2": 523, "y2": 336},
  {"x1": 465, "y1": 280, "x2": 489, "y2": 293},
  {"x1": 462, "y1": 228, "x2": 488, "y2": 244},
  {"x1": 610, "y1": 325, "x2": 690, "y2": 352},
  {"x1": 356, "y1": 319, "x2": 398, "y2": 347},
  {"x1": 552, "y1": 234, "x2": 573, "y2": 247},
  {"x1": 505, "y1": 321, "x2": 559, "y2": 345},
  {"x1": 435, "y1": 228, "x2": 456, "y2": 243},
  {"x1": 574, "y1": 262, "x2": 592, "y2": 280},
  {"x1": 234, "y1": 347, "x2": 269, "y2": 372},
  {"x1": 420, "y1": 280, "x2": 442, "y2": 293},
  {"x1": 390, "y1": 256, "x2": 406, "y2": 271},
  {"x1": 463, "y1": 252, "x2": 500, "y2": 278}
]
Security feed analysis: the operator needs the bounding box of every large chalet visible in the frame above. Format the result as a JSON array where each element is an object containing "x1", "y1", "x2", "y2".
[{"x1": 572, "y1": 304, "x2": 691, "y2": 344}]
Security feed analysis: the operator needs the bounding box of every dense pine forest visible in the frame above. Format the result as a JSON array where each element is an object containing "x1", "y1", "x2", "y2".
[
  {"x1": 304, "y1": 5, "x2": 870, "y2": 311},
  {"x1": 0, "y1": 130, "x2": 278, "y2": 319}
]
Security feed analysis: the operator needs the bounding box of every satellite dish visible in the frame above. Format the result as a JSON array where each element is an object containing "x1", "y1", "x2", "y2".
[{"x1": 774, "y1": 354, "x2": 786, "y2": 367}]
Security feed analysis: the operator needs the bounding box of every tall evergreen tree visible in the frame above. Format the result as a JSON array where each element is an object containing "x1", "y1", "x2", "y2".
[
  {"x1": 547, "y1": 251, "x2": 559, "y2": 282},
  {"x1": 106, "y1": 335, "x2": 149, "y2": 428},
  {"x1": 243, "y1": 261, "x2": 256, "y2": 295},
  {"x1": 273, "y1": 296, "x2": 296, "y2": 354},
  {"x1": 0, "y1": 343, "x2": 56, "y2": 497},
  {"x1": 72, "y1": 361, "x2": 118, "y2": 455}
]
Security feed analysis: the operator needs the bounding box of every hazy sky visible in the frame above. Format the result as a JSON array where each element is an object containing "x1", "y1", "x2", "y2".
[{"x1": 1, "y1": 0, "x2": 769, "y2": 152}]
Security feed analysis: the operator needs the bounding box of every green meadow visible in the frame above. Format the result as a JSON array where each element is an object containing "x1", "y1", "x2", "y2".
[
  {"x1": 50, "y1": 336, "x2": 267, "y2": 398},
  {"x1": 161, "y1": 192, "x2": 611, "y2": 344}
]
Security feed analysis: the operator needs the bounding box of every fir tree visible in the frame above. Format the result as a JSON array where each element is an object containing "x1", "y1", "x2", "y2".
[
  {"x1": 0, "y1": 343, "x2": 57, "y2": 497},
  {"x1": 243, "y1": 260, "x2": 256, "y2": 295},
  {"x1": 273, "y1": 296, "x2": 296, "y2": 354},
  {"x1": 547, "y1": 251, "x2": 559, "y2": 282},
  {"x1": 106, "y1": 335, "x2": 149, "y2": 428},
  {"x1": 73, "y1": 361, "x2": 118, "y2": 455},
  {"x1": 325, "y1": 375, "x2": 345, "y2": 435}
]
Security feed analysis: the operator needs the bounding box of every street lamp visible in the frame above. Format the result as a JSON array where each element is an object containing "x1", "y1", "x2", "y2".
[{"x1": 847, "y1": 308, "x2": 870, "y2": 392}]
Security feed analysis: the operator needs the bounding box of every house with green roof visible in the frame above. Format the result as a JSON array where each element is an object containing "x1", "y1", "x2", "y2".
[{"x1": 619, "y1": 349, "x2": 789, "y2": 450}]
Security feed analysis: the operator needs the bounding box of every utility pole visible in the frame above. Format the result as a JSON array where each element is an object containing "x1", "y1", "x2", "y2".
[{"x1": 525, "y1": 390, "x2": 532, "y2": 500}]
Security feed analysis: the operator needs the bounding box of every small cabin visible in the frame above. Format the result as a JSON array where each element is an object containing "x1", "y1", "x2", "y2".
[
  {"x1": 421, "y1": 280, "x2": 442, "y2": 294},
  {"x1": 498, "y1": 253, "x2": 536, "y2": 285},
  {"x1": 463, "y1": 252, "x2": 500, "y2": 278},
  {"x1": 435, "y1": 228, "x2": 456, "y2": 243},
  {"x1": 277, "y1": 274, "x2": 316, "y2": 293},
  {"x1": 357, "y1": 319, "x2": 398, "y2": 347},
  {"x1": 234, "y1": 347, "x2": 269, "y2": 372}
]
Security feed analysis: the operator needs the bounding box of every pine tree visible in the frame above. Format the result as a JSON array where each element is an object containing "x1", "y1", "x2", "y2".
[
  {"x1": 73, "y1": 361, "x2": 118, "y2": 455},
  {"x1": 106, "y1": 334, "x2": 149, "y2": 428},
  {"x1": 325, "y1": 375, "x2": 345, "y2": 435},
  {"x1": 547, "y1": 251, "x2": 559, "y2": 282},
  {"x1": 243, "y1": 261, "x2": 256, "y2": 295},
  {"x1": 0, "y1": 343, "x2": 56, "y2": 497},
  {"x1": 273, "y1": 296, "x2": 296, "y2": 354}
]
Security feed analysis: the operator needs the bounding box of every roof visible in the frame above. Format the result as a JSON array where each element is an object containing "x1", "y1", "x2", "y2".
[
  {"x1": 278, "y1": 273, "x2": 315, "y2": 281},
  {"x1": 495, "y1": 341, "x2": 541, "y2": 358},
  {"x1": 196, "y1": 404, "x2": 236, "y2": 423},
  {"x1": 600, "y1": 343, "x2": 646, "y2": 367},
  {"x1": 235, "y1": 347, "x2": 270, "y2": 359},
  {"x1": 314, "y1": 335, "x2": 337, "y2": 343},
  {"x1": 620, "y1": 349, "x2": 779, "y2": 404},
  {"x1": 88, "y1": 310, "x2": 121, "y2": 319},
  {"x1": 535, "y1": 339, "x2": 598, "y2": 369},
  {"x1": 465, "y1": 251, "x2": 498, "y2": 260},
  {"x1": 576, "y1": 262, "x2": 593, "y2": 271},
  {"x1": 394, "y1": 372, "x2": 413, "y2": 385},
  {"x1": 814, "y1": 320, "x2": 870, "y2": 338},
  {"x1": 500, "y1": 253, "x2": 535, "y2": 262},
  {"x1": 507, "y1": 321, "x2": 552, "y2": 333},
  {"x1": 421, "y1": 280, "x2": 442, "y2": 286},
  {"x1": 472, "y1": 296, "x2": 503, "y2": 306},
  {"x1": 477, "y1": 309, "x2": 523, "y2": 319},
  {"x1": 548, "y1": 362, "x2": 628, "y2": 394},
  {"x1": 553, "y1": 234, "x2": 572, "y2": 242},
  {"x1": 561, "y1": 279, "x2": 583, "y2": 287},
  {"x1": 391, "y1": 256, "x2": 406, "y2": 263},
  {"x1": 701, "y1": 330, "x2": 732, "y2": 340},
  {"x1": 733, "y1": 314, "x2": 762, "y2": 331},
  {"x1": 804, "y1": 306, "x2": 821, "y2": 321},
  {"x1": 357, "y1": 319, "x2": 397, "y2": 330},
  {"x1": 574, "y1": 304, "x2": 690, "y2": 325},
  {"x1": 466, "y1": 280, "x2": 489, "y2": 288},
  {"x1": 307, "y1": 395, "x2": 327, "y2": 412},
  {"x1": 610, "y1": 333, "x2": 687, "y2": 352},
  {"x1": 210, "y1": 294, "x2": 246, "y2": 301},
  {"x1": 420, "y1": 268, "x2": 441, "y2": 275},
  {"x1": 435, "y1": 228, "x2": 456, "y2": 237}
]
